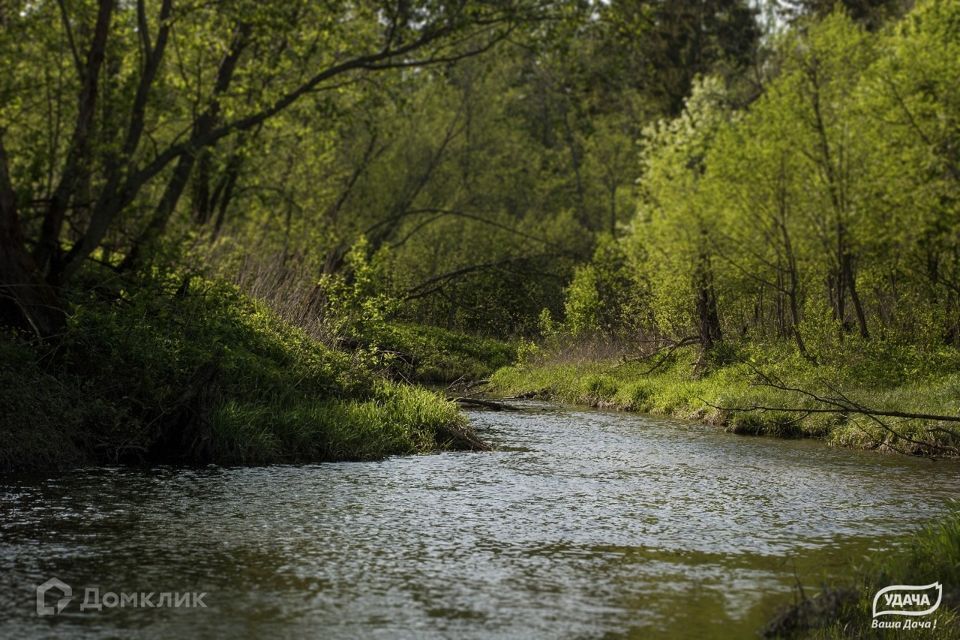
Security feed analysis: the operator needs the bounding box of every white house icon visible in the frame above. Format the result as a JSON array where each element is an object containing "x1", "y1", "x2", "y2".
[{"x1": 36, "y1": 577, "x2": 72, "y2": 616}]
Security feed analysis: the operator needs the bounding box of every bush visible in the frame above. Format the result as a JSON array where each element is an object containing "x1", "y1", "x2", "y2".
[{"x1": 0, "y1": 272, "x2": 478, "y2": 470}]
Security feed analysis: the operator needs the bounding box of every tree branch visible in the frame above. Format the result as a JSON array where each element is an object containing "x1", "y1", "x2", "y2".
[{"x1": 707, "y1": 365, "x2": 960, "y2": 457}]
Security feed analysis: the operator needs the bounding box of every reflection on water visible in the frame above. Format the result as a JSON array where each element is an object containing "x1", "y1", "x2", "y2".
[{"x1": 1, "y1": 402, "x2": 958, "y2": 638}]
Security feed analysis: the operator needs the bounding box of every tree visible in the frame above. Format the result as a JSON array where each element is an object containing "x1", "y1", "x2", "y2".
[
  {"x1": 0, "y1": 0, "x2": 542, "y2": 336},
  {"x1": 855, "y1": 0, "x2": 960, "y2": 343},
  {"x1": 602, "y1": 0, "x2": 761, "y2": 115},
  {"x1": 773, "y1": 12, "x2": 875, "y2": 340},
  {"x1": 630, "y1": 77, "x2": 733, "y2": 358},
  {"x1": 778, "y1": 0, "x2": 910, "y2": 30},
  {"x1": 704, "y1": 104, "x2": 812, "y2": 356}
]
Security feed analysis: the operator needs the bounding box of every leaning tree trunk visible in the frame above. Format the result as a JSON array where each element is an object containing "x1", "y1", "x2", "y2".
[
  {"x1": 0, "y1": 235, "x2": 65, "y2": 338},
  {"x1": 0, "y1": 138, "x2": 65, "y2": 337}
]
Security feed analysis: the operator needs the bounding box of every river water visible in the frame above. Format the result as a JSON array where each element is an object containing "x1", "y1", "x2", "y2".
[{"x1": 2, "y1": 402, "x2": 958, "y2": 638}]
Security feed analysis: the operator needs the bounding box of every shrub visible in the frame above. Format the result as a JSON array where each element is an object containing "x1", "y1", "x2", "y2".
[{"x1": 0, "y1": 271, "x2": 477, "y2": 470}]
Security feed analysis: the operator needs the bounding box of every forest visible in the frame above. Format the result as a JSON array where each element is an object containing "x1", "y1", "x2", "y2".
[
  {"x1": 3, "y1": 0, "x2": 959, "y2": 464},
  {"x1": 2, "y1": 1, "x2": 960, "y2": 638}
]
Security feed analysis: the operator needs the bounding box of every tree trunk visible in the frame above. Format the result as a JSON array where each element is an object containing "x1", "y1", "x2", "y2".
[
  {"x1": 695, "y1": 250, "x2": 722, "y2": 352},
  {"x1": 120, "y1": 23, "x2": 251, "y2": 272},
  {"x1": 781, "y1": 223, "x2": 809, "y2": 359},
  {"x1": 34, "y1": 0, "x2": 114, "y2": 276},
  {"x1": 191, "y1": 149, "x2": 213, "y2": 225},
  {"x1": 843, "y1": 251, "x2": 870, "y2": 339},
  {"x1": 0, "y1": 138, "x2": 65, "y2": 336},
  {"x1": 51, "y1": 0, "x2": 173, "y2": 284},
  {"x1": 211, "y1": 158, "x2": 241, "y2": 240}
]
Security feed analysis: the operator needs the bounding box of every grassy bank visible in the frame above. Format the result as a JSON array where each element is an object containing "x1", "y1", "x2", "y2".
[
  {"x1": 489, "y1": 341, "x2": 960, "y2": 454},
  {"x1": 763, "y1": 509, "x2": 960, "y2": 638},
  {"x1": 0, "y1": 271, "x2": 483, "y2": 472},
  {"x1": 368, "y1": 323, "x2": 515, "y2": 385}
]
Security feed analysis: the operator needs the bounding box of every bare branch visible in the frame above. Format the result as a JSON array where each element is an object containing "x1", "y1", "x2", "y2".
[
  {"x1": 706, "y1": 364, "x2": 960, "y2": 457},
  {"x1": 56, "y1": 0, "x2": 83, "y2": 78}
]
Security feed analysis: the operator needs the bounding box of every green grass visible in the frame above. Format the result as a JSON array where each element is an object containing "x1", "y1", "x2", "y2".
[
  {"x1": 764, "y1": 509, "x2": 960, "y2": 638},
  {"x1": 0, "y1": 271, "x2": 480, "y2": 471},
  {"x1": 209, "y1": 381, "x2": 471, "y2": 463},
  {"x1": 489, "y1": 341, "x2": 960, "y2": 453},
  {"x1": 373, "y1": 322, "x2": 516, "y2": 384}
]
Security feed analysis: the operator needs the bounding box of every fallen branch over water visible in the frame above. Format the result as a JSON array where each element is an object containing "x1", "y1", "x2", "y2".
[
  {"x1": 452, "y1": 397, "x2": 521, "y2": 411},
  {"x1": 433, "y1": 421, "x2": 491, "y2": 451},
  {"x1": 707, "y1": 365, "x2": 960, "y2": 457}
]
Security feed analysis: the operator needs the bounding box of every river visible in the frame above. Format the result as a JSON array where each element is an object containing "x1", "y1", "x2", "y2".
[{"x1": 2, "y1": 402, "x2": 958, "y2": 638}]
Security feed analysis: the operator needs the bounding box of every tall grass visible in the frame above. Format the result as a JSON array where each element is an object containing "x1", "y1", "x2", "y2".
[
  {"x1": 209, "y1": 382, "x2": 469, "y2": 463},
  {"x1": 204, "y1": 243, "x2": 338, "y2": 344},
  {"x1": 0, "y1": 270, "x2": 481, "y2": 471},
  {"x1": 490, "y1": 341, "x2": 960, "y2": 453},
  {"x1": 202, "y1": 243, "x2": 515, "y2": 385}
]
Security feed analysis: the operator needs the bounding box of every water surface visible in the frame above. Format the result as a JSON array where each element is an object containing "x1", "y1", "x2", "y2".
[{"x1": 2, "y1": 403, "x2": 958, "y2": 638}]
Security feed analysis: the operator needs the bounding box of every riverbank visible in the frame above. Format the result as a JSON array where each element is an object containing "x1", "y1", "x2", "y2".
[
  {"x1": 362, "y1": 322, "x2": 515, "y2": 385},
  {"x1": 488, "y1": 342, "x2": 960, "y2": 456},
  {"x1": 0, "y1": 271, "x2": 490, "y2": 472},
  {"x1": 764, "y1": 509, "x2": 960, "y2": 638}
]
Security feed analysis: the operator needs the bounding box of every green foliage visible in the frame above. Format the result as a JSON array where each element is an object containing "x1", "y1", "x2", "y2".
[
  {"x1": 559, "y1": 1, "x2": 960, "y2": 371},
  {"x1": 515, "y1": 338, "x2": 543, "y2": 369},
  {"x1": 489, "y1": 337, "x2": 960, "y2": 449},
  {"x1": 312, "y1": 236, "x2": 399, "y2": 344},
  {"x1": 600, "y1": 0, "x2": 761, "y2": 115},
  {"x1": 781, "y1": 0, "x2": 909, "y2": 30},
  {"x1": 563, "y1": 234, "x2": 645, "y2": 338},
  {"x1": 628, "y1": 75, "x2": 734, "y2": 341},
  {"x1": 0, "y1": 272, "x2": 476, "y2": 470},
  {"x1": 210, "y1": 0, "x2": 758, "y2": 337},
  {"x1": 64, "y1": 273, "x2": 374, "y2": 407},
  {"x1": 372, "y1": 323, "x2": 515, "y2": 384}
]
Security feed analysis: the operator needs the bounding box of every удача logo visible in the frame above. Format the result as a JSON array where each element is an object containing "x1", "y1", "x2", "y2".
[{"x1": 873, "y1": 582, "x2": 942, "y2": 618}]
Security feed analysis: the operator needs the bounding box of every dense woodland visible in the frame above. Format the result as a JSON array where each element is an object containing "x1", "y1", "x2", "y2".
[
  {"x1": 3, "y1": 0, "x2": 953, "y2": 347},
  {"x1": 2, "y1": 0, "x2": 960, "y2": 470},
  {"x1": 569, "y1": 0, "x2": 960, "y2": 363}
]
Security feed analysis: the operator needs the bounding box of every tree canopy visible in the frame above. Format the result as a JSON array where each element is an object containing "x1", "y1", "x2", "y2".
[{"x1": 3, "y1": 0, "x2": 957, "y2": 367}]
